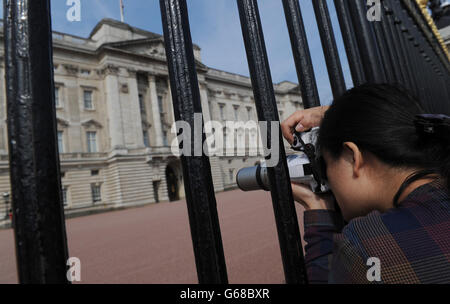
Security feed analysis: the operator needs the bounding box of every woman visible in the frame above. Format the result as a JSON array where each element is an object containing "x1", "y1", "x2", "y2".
[{"x1": 281, "y1": 83, "x2": 450, "y2": 284}]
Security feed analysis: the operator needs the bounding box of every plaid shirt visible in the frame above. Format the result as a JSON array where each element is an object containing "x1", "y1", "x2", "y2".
[{"x1": 303, "y1": 179, "x2": 450, "y2": 284}]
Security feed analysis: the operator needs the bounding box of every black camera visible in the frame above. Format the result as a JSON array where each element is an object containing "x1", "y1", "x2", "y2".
[{"x1": 236, "y1": 128, "x2": 330, "y2": 193}]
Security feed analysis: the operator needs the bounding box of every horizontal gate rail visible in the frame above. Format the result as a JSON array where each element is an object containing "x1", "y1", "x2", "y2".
[
  {"x1": 159, "y1": 0, "x2": 228, "y2": 284},
  {"x1": 236, "y1": 0, "x2": 307, "y2": 284},
  {"x1": 3, "y1": 0, "x2": 69, "y2": 283}
]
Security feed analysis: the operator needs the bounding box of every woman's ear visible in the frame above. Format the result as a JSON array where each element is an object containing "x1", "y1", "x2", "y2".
[{"x1": 342, "y1": 142, "x2": 364, "y2": 178}]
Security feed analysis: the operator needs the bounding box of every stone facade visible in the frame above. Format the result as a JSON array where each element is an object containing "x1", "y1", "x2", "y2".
[{"x1": 0, "y1": 19, "x2": 303, "y2": 216}]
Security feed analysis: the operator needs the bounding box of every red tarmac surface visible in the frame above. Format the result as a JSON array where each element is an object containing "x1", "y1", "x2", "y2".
[{"x1": 0, "y1": 189, "x2": 305, "y2": 284}]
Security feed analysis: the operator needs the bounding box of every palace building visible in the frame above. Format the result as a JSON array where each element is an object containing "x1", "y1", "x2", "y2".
[{"x1": 0, "y1": 19, "x2": 303, "y2": 216}]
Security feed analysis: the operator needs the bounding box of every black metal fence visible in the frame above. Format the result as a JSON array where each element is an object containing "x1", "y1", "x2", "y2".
[{"x1": 3, "y1": 0, "x2": 450, "y2": 284}]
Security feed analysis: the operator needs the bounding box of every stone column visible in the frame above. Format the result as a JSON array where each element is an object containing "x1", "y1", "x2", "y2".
[
  {"x1": 127, "y1": 69, "x2": 145, "y2": 148},
  {"x1": 166, "y1": 78, "x2": 176, "y2": 125},
  {"x1": 0, "y1": 65, "x2": 6, "y2": 153},
  {"x1": 103, "y1": 65, "x2": 126, "y2": 150},
  {"x1": 199, "y1": 82, "x2": 212, "y2": 123},
  {"x1": 149, "y1": 75, "x2": 163, "y2": 147}
]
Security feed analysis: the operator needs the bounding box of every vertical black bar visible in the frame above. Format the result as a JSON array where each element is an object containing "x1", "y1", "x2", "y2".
[
  {"x1": 407, "y1": 28, "x2": 428, "y2": 102},
  {"x1": 395, "y1": 19, "x2": 416, "y2": 91},
  {"x1": 384, "y1": 1, "x2": 411, "y2": 87},
  {"x1": 281, "y1": 0, "x2": 321, "y2": 109},
  {"x1": 372, "y1": 16, "x2": 396, "y2": 83},
  {"x1": 347, "y1": 0, "x2": 387, "y2": 83},
  {"x1": 389, "y1": 0, "x2": 419, "y2": 93},
  {"x1": 403, "y1": 0, "x2": 450, "y2": 74},
  {"x1": 159, "y1": 0, "x2": 228, "y2": 284},
  {"x1": 333, "y1": 0, "x2": 366, "y2": 86},
  {"x1": 4, "y1": 0, "x2": 69, "y2": 283},
  {"x1": 401, "y1": 23, "x2": 426, "y2": 99},
  {"x1": 236, "y1": 0, "x2": 307, "y2": 284},
  {"x1": 312, "y1": 0, "x2": 346, "y2": 98},
  {"x1": 379, "y1": 1, "x2": 406, "y2": 84},
  {"x1": 397, "y1": 0, "x2": 450, "y2": 113}
]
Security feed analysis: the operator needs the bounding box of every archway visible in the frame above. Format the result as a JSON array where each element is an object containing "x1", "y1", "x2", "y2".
[
  {"x1": 165, "y1": 160, "x2": 184, "y2": 202},
  {"x1": 165, "y1": 166, "x2": 179, "y2": 201}
]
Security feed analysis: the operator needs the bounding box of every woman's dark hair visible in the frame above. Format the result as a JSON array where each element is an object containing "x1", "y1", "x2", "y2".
[{"x1": 318, "y1": 83, "x2": 450, "y2": 204}]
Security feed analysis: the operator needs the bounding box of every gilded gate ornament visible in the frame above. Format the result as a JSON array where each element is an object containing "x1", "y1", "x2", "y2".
[{"x1": 416, "y1": 0, "x2": 450, "y2": 60}]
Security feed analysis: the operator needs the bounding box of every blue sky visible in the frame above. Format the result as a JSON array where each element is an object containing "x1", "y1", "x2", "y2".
[{"x1": 2, "y1": 0, "x2": 355, "y2": 105}]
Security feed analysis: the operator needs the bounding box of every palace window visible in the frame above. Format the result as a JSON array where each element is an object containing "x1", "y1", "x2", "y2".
[
  {"x1": 162, "y1": 130, "x2": 168, "y2": 147},
  {"x1": 158, "y1": 95, "x2": 165, "y2": 127},
  {"x1": 62, "y1": 187, "x2": 68, "y2": 206},
  {"x1": 143, "y1": 130, "x2": 150, "y2": 147},
  {"x1": 219, "y1": 104, "x2": 225, "y2": 120},
  {"x1": 55, "y1": 87, "x2": 61, "y2": 107},
  {"x1": 83, "y1": 90, "x2": 93, "y2": 109},
  {"x1": 158, "y1": 95, "x2": 164, "y2": 114},
  {"x1": 139, "y1": 94, "x2": 146, "y2": 115},
  {"x1": 233, "y1": 105, "x2": 240, "y2": 121},
  {"x1": 57, "y1": 131, "x2": 64, "y2": 153},
  {"x1": 86, "y1": 131, "x2": 97, "y2": 153},
  {"x1": 246, "y1": 106, "x2": 252, "y2": 120},
  {"x1": 91, "y1": 184, "x2": 101, "y2": 203}
]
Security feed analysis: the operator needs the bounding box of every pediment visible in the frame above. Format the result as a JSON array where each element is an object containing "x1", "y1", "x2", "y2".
[
  {"x1": 81, "y1": 119, "x2": 103, "y2": 129},
  {"x1": 106, "y1": 38, "x2": 167, "y2": 58},
  {"x1": 56, "y1": 117, "x2": 70, "y2": 127},
  {"x1": 103, "y1": 38, "x2": 206, "y2": 70}
]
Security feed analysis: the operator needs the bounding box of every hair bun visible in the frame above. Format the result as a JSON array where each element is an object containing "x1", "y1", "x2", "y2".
[{"x1": 414, "y1": 114, "x2": 450, "y2": 142}]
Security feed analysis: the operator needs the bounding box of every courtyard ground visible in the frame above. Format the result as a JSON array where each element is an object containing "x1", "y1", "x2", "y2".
[{"x1": 0, "y1": 189, "x2": 305, "y2": 284}]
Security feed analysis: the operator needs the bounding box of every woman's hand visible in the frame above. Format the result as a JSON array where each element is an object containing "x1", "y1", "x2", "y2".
[
  {"x1": 291, "y1": 182, "x2": 335, "y2": 211},
  {"x1": 281, "y1": 106, "x2": 329, "y2": 144}
]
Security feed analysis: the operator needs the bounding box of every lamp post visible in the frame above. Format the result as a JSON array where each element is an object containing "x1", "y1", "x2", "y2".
[{"x1": 3, "y1": 192, "x2": 10, "y2": 220}]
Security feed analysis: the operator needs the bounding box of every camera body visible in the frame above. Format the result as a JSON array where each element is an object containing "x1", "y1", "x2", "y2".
[{"x1": 236, "y1": 128, "x2": 330, "y2": 193}]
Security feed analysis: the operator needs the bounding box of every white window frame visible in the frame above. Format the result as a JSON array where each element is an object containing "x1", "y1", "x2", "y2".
[
  {"x1": 55, "y1": 87, "x2": 61, "y2": 108},
  {"x1": 246, "y1": 106, "x2": 252, "y2": 120},
  {"x1": 233, "y1": 105, "x2": 240, "y2": 121},
  {"x1": 91, "y1": 184, "x2": 102, "y2": 203},
  {"x1": 157, "y1": 95, "x2": 164, "y2": 114},
  {"x1": 219, "y1": 103, "x2": 225, "y2": 120},
  {"x1": 57, "y1": 131, "x2": 64, "y2": 153},
  {"x1": 83, "y1": 89, "x2": 94, "y2": 110},
  {"x1": 162, "y1": 130, "x2": 168, "y2": 147},
  {"x1": 143, "y1": 129, "x2": 150, "y2": 147},
  {"x1": 62, "y1": 187, "x2": 68, "y2": 206},
  {"x1": 139, "y1": 93, "x2": 146, "y2": 115},
  {"x1": 86, "y1": 131, "x2": 98, "y2": 153}
]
